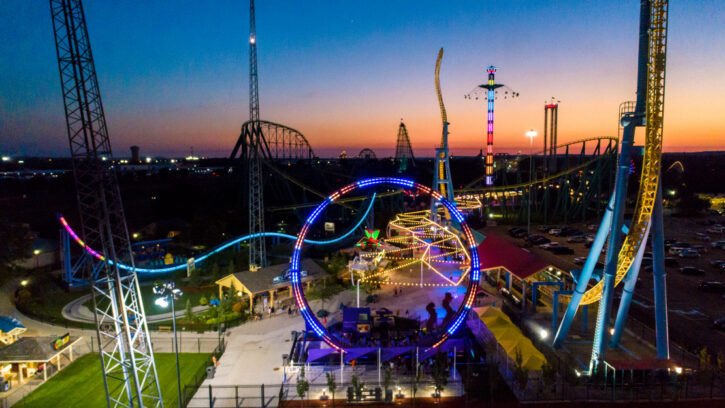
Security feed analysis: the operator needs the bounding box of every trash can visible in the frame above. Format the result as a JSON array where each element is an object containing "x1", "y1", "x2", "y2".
[{"x1": 206, "y1": 365, "x2": 216, "y2": 379}]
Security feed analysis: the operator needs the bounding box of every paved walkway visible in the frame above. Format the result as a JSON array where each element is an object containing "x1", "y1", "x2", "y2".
[
  {"x1": 62, "y1": 293, "x2": 209, "y2": 323},
  {"x1": 0, "y1": 278, "x2": 220, "y2": 407}
]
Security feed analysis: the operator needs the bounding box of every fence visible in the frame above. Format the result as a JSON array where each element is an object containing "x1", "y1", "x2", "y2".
[
  {"x1": 181, "y1": 339, "x2": 227, "y2": 406},
  {"x1": 185, "y1": 380, "x2": 464, "y2": 408},
  {"x1": 495, "y1": 302, "x2": 725, "y2": 402}
]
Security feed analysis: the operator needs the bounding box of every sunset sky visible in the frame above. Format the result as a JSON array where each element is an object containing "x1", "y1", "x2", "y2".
[{"x1": 1, "y1": 0, "x2": 724, "y2": 158}]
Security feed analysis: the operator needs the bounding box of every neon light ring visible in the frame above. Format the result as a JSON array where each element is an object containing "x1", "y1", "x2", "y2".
[{"x1": 291, "y1": 177, "x2": 481, "y2": 351}]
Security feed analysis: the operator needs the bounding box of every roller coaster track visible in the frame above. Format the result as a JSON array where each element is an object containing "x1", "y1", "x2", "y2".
[
  {"x1": 60, "y1": 193, "x2": 376, "y2": 275},
  {"x1": 575, "y1": 0, "x2": 668, "y2": 305},
  {"x1": 460, "y1": 136, "x2": 618, "y2": 192},
  {"x1": 231, "y1": 120, "x2": 316, "y2": 162}
]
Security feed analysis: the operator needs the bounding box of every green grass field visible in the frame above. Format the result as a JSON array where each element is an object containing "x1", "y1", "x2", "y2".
[{"x1": 17, "y1": 352, "x2": 210, "y2": 408}]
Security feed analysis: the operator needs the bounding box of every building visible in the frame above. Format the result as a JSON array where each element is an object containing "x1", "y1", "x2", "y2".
[
  {"x1": 0, "y1": 317, "x2": 26, "y2": 346},
  {"x1": 215, "y1": 259, "x2": 325, "y2": 313},
  {"x1": 0, "y1": 333, "x2": 81, "y2": 387},
  {"x1": 476, "y1": 233, "x2": 568, "y2": 309}
]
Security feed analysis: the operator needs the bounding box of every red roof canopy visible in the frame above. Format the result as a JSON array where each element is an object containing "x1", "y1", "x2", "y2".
[{"x1": 476, "y1": 233, "x2": 549, "y2": 280}]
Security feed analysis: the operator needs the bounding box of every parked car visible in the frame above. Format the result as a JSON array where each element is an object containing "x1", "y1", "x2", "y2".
[
  {"x1": 539, "y1": 242, "x2": 562, "y2": 249},
  {"x1": 561, "y1": 227, "x2": 583, "y2": 237},
  {"x1": 714, "y1": 317, "x2": 725, "y2": 332},
  {"x1": 664, "y1": 239, "x2": 677, "y2": 250},
  {"x1": 711, "y1": 260, "x2": 725, "y2": 267},
  {"x1": 695, "y1": 232, "x2": 711, "y2": 241},
  {"x1": 711, "y1": 240, "x2": 725, "y2": 249},
  {"x1": 508, "y1": 227, "x2": 528, "y2": 238},
  {"x1": 574, "y1": 257, "x2": 587, "y2": 265},
  {"x1": 664, "y1": 257, "x2": 679, "y2": 266},
  {"x1": 697, "y1": 281, "x2": 725, "y2": 293},
  {"x1": 678, "y1": 249, "x2": 700, "y2": 259},
  {"x1": 706, "y1": 226, "x2": 724, "y2": 234},
  {"x1": 526, "y1": 234, "x2": 550, "y2": 246},
  {"x1": 550, "y1": 246, "x2": 575, "y2": 255},
  {"x1": 669, "y1": 245, "x2": 691, "y2": 256},
  {"x1": 587, "y1": 224, "x2": 598, "y2": 231},
  {"x1": 538, "y1": 225, "x2": 553, "y2": 233},
  {"x1": 567, "y1": 235, "x2": 586, "y2": 243},
  {"x1": 692, "y1": 245, "x2": 708, "y2": 254},
  {"x1": 680, "y1": 266, "x2": 705, "y2": 275},
  {"x1": 548, "y1": 228, "x2": 563, "y2": 236}
]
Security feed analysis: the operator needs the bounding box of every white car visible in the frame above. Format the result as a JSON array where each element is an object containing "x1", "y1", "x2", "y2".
[
  {"x1": 707, "y1": 226, "x2": 724, "y2": 234},
  {"x1": 539, "y1": 242, "x2": 562, "y2": 249},
  {"x1": 695, "y1": 232, "x2": 711, "y2": 241}
]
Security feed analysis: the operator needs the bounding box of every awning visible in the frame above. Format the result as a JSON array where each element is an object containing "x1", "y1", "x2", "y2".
[
  {"x1": 306, "y1": 348, "x2": 339, "y2": 363},
  {"x1": 475, "y1": 306, "x2": 547, "y2": 371},
  {"x1": 381, "y1": 347, "x2": 414, "y2": 362},
  {"x1": 344, "y1": 347, "x2": 378, "y2": 363}
]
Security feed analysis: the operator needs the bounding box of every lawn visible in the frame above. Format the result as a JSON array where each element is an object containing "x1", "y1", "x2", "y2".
[{"x1": 17, "y1": 352, "x2": 210, "y2": 408}]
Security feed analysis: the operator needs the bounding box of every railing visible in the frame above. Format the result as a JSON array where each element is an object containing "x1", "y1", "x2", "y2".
[
  {"x1": 495, "y1": 299, "x2": 725, "y2": 402},
  {"x1": 182, "y1": 338, "x2": 227, "y2": 407}
]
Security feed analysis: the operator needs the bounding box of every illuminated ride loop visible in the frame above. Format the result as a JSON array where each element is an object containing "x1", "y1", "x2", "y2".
[
  {"x1": 58, "y1": 193, "x2": 376, "y2": 274},
  {"x1": 289, "y1": 177, "x2": 481, "y2": 351}
]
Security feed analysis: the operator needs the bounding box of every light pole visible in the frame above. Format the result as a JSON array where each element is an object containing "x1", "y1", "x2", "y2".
[
  {"x1": 525, "y1": 130, "x2": 538, "y2": 233},
  {"x1": 154, "y1": 281, "x2": 184, "y2": 408},
  {"x1": 349, "y1": 269, "x2": 360, "y2": 308}
]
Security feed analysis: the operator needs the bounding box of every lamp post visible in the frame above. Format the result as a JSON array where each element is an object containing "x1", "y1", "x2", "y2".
[
  {"x1": 349, "y1": 269, "x2": 360, "y2": 308},
  {"x1": 525, "y1": 130, "x2": 538, "y2": 233},
  {"x1": 154, "y1": 281, "x2": 184, "y2": 408}
]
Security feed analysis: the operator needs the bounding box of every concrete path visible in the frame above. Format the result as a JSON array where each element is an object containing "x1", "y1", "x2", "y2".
[{"x1": 62, "y1": 293, "x2": 209, "y2": 323}]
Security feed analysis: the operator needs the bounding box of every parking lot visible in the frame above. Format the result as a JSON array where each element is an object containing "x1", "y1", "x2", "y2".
[{"x1": 489, "y1": 214, "x2": 725, "y2": 356}]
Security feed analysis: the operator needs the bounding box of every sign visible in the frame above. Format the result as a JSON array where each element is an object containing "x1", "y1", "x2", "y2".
[
  {"x1": 164, "y1": 253, "x2": 174, "y2": 265},
  {"x1": 53, "y1": 333, "x2": 70, "y2": 350},
  {"x1": 324, "y1": 222, "x2": 335, "y2": 233},
  {"x1": 357, "y1": 324, "x2": 370, "y2": 333},
  {"x1": 186, "y1": 257, "x2": 195, "y2": 278}
]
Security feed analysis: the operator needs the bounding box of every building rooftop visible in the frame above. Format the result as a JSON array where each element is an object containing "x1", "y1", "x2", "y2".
[
  {"x1": 0, "y1": 336, "x2": 80, "y2": 363},
  {"x1": 0, "y1": 316, "x2": 24, "y2": 333},
  {"x1": 218, "y1": 259, "x2": 325, "y2": 295},
  {"x1": 476, "y1": 233, "x2": 550, "y2": 280}
]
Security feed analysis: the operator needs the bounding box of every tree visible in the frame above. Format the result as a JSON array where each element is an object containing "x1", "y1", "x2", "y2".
[
  {"x1": 675, "y1": 194, "x2": 709, "y2": 216},
  {"x1": 188, "y1": 266, "x2": 200, "y2": 286},
  {"x1": 296, "y1": 366, "x2": 310, "y2": 406},
  {"x1": 209, "y1": 263, "x2": 220, "y2": 282},
  {"x1": 540, "y1": 359, "x2": 557, "y2": 394},
  {"x1": 184, "y1": 298, "x2": 193, "y2": 322},
  {"x1": 0, "y1": 219, "x2": 31, "y2": 282},
  {"x1": 432, "y1": 351, "x2": 449, "y2": 402},
  {"x1": 351, "y1": 374, "x2": 365, "y2": 401},
  {"x1": 227, "y1": 261, "x2": 235, "y2": 276},
  {"x1": 513, "y1": 347, "x2": 530, "y2": 393},
  {"x1": 325, "y1": 371, "x2": 337, "y2": 407}
]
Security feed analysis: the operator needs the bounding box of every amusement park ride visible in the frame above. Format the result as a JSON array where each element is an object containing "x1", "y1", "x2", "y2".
[
  {"x1": 554, "y1": 0, "x2": 671, "y2": 370},
  {"x1": 465, "y1": 66, "x2": 520, "y2": 186},
  {"x1": 51, "y1": 1, "x2": 674, "y2": 405},
  {"x1": 49, "y1": 0, "x2": 163, "y2": 406}
]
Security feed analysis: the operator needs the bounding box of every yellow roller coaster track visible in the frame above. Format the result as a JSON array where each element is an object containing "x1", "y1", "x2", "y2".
[
  {"x1": 577, "y1": 0, "x2": 668, "y2": 305},
  {"x1": 435, "y1": 48, "x2": 447, "y2": 144}
]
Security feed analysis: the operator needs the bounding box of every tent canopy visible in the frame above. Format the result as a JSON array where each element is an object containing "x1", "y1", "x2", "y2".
[{"x1": 475, "y1": 307, "x2": 547, "y2": 371}]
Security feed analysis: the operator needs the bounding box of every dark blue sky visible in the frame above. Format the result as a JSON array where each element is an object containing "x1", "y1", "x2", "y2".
[{"x1": 1, "y1": 1, "x2": 724, "y2": 157}]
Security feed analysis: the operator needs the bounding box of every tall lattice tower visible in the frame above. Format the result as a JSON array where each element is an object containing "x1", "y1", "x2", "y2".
[
  {"x1": 49, "y1": 0, "x2": 163, "y2": 406},
  {"x1": 247, "y1": 0, "x2": 267, "y2": 269},
  {"x1": 430, "y1": 48, "x2": 455, "y2": 223},
  {"x1": 465, "y1": 67, "x2": 518, "y2": 186},
  {"x1": 394, "y1": 120, "x2": 415, "y2": 172}
]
